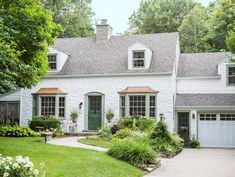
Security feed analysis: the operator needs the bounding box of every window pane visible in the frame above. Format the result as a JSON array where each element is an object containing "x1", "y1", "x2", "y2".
[
  {"x1": 129, "y1": 96, "x2": 146, "y2": 117},
  {"x1": 48, "y1": 55, "x2": 57, "y2": 70},
  {"x1": 59, "y1": 97, "x2": 65, "y2": 118},
  {"x1": 41, "y1": 97, "x2": 55, "y2": 116},
  {"x1": 133, "y1": 52, "x2": 144, "y2": 58},
  {"x1": 228, "y1": 67, "x2": 235, "y2": 75},
  {"x1": 133, "y1": 59, "x2": 144, "y2": 67},
  {"x1": 149, "y1": 96, "x2": 156, "y2": 117},
  {"x1": 120, "y1": 96, "x2": 125, "y2": 118}
]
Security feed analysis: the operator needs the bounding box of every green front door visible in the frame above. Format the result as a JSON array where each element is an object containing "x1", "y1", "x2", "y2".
[
  {"x1": 178, "y1": 112, "x2": 190, "y2": 146},
  {"x1": 88, "y1": 96, "x2": 102, "y2": 130}
]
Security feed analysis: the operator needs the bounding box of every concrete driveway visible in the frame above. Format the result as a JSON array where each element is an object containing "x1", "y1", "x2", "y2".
[{"x1": 146, "y1": 148, "x2": 235, "y2": 177}]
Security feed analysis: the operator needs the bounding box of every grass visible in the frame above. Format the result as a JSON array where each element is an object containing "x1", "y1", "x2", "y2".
[
  {"x1": 0, "y1": 137, "x2": 145, "y2": 177},
  {"x1": 78, "y1": 137, "x2": 114, "y2": 148}
]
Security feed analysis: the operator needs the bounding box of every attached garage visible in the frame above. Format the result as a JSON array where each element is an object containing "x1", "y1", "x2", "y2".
[
  {"x1": 198, "y1": 113, "x2": 235, "y2": 148},
  {"x1": 175, "y1": 94, "x2": 235, "y2": 148}
]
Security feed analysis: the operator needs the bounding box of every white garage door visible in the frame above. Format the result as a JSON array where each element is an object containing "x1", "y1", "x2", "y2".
[{"x1": 198, "y1": 113, "x2": 235, "y2": 148}]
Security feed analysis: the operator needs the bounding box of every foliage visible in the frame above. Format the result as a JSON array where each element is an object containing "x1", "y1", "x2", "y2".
[
  {"x1": 97, "y1": 126, "x2": 112, "y2": 140},
  {"x1": 110, "y1": 124, "x2": 121, "y2": 135},
  {"x1": 150, "y1": 120, "x2": 183, "y2": 157},
  {"x1": 150, "y1": 120, "x2": 171, "y2": 141},
  {"x1": 107, "y1": 139, "x2": 156, "y2": 167},
  {"x1": 206, "y1": 0, "x2": 235, "y2": 51},
  {"x1": 135, "y1": 116, "x2": 156, "y2": 131},
  {"x1": 70, "y1": 111, "x2": 78, "y2": 122},
  {"x1": 127, "y1": 0, "x2": 195, "y2": 34},
  {"x1": 190, "y1": 138, "x2": 200, "y2": 148},
  {"x1": 0, "y1": 154, "x2": 39, "y2": 177},
  {"x1": 179, "y1": 4, "x2": 211, "y2": 53},
  {"x1": 0, "y1": 0, "x2": 61, "y2": 94},
  {"x1": 0, "y1": 126, "x2": 39, "y2": 137},
  {"x1": 226, "y1": 22, "x2": 235, "y2": 54},
  {"x1": 113, "y1": 129, "x2": 131, "y2": 140},
  {"x1": 29, "y1": 116, "x2": 60, "y2": 132},
  {"x1": 0, "y1": 137, "x2": 145, "y2": 177},
  {"x1": 105, "y1": 108, "x2": 114, "y2": 123},
  {"x1": 119, "y1": 116, "x2": 134, "y2": 128},
  {"x1": 119, "y1": 116, "x2": 156, "y2": 131},
  {"x1": 43, "y1": 0, "x2": 94, "y2": 38}
]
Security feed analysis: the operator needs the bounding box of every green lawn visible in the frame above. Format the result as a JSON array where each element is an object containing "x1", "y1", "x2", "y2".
[
  {"x1": 0, "y1": 137, "x2": 145, "y2": 177},
  {"x1": 78, "y1": 137, "x2": 114, "y2": 148}
]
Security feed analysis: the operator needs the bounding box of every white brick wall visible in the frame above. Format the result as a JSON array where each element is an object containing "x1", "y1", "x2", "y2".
[{"x1": 19, "y1": 74, "x2": 175, "y2": 132}]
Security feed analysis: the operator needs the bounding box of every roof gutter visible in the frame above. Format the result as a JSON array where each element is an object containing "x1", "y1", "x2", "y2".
[
  {"x1": 177, "y1": 76, "x2": 221, "y2": 80},
  {"x1": 174, "y1": 106, "x2": 235, "y2": 110},
  {"x1": 45, "y1": 72, "x2": 173, "y2": 79}
]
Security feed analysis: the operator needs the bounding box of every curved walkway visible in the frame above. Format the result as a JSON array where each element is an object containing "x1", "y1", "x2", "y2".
[{"x1": 48, "y1": 136, "x2": 108, "y2": 152}]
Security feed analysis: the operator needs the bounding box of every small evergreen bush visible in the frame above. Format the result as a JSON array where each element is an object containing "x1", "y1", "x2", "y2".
[
  {"x1": 0, "y1": 126, "x2": 39, "y2": 137},
  {"x1": 107, "y1": 140, "x2": 156, "y2": 167}
]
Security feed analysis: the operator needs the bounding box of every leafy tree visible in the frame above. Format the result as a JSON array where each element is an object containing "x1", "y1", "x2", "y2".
[
  {"x1": 127, "y1": 0, "x2": 195, "y2": 34},
  {"x1": 179, "y1": 5, "x2": 210, "y2": 53},
  {"x1": 226, "y1": 22, "x2": 235, "y2": 53},
  {"x1": 206, "y1": 0, "x2": 235, "y2": 51},
  {"x1": 0, "y1": 0, "x2": 61, "y2": 94},
  {"x1": 43, "y1": 0, "x2": 95, "y2": 37}
]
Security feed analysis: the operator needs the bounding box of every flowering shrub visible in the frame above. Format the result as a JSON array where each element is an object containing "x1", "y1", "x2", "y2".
[{"x1": 0, "y1": 154, "x2": 39, "y2": 177}]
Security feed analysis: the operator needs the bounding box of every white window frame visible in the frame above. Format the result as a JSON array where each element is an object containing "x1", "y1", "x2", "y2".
[
  {"x1": 33, "y1": 94, "x2": 66, "y2": 119},
  {"x1": 48, "y1": 54, "x2": 57, "y2": 71},
  {"x1": 227, "y1": 65, "x2": 235, "y2": 86},
  {"x1": 132, "y1": 50, "x2": 145, "y2": 69},
  {"x1": 119, "y1": 94, "x2": 157, "y2": 118}
]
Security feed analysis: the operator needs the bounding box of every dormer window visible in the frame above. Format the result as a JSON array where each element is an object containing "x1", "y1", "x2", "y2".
[
  {"x1": 228, "y1": 66, "x2": 235, "y2": 85},
  {"x1": 48, "y1": 54, "x2": 57, "y2": 70},
  {"x1": 133, "y1": 51, "x2": 145, "y2": 68}
]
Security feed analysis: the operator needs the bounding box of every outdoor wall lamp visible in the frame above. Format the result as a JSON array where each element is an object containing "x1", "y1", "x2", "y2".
[
  {"x1": 159, "y1": 113, "x2": 164, "y2": 120},
  {"x1": 192, "y1": 113, "x2": 195, "y2": 119},
  {"x1": 79, "y1": 102, "x2": 83, "y2": 109}
]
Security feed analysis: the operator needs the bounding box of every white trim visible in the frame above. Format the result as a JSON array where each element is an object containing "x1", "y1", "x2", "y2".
[
  {"x1": 175, "y1": 106, "x2": 235, "y2": 110},
  {"x1": 177, "y1": 76, "x2": 221, "y2": 80},
  {"x1": 45, "y1": 72, "x2": 173, "y2": 79}
]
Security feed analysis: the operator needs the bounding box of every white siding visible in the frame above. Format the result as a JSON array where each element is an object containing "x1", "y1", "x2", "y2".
[
  {"x1": 177, "y1": 62, "x2": 235, "y2": 94},
  {"x1": 0, "y1": 89, "x2": 21, "y2": 101},
  {"x1": 20, "y1": 75, "x2": 175, "y2": 132}
]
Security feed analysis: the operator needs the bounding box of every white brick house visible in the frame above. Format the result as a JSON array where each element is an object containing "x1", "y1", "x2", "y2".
[{"x1": 0, "y1": 20, "x2": 235, "y2": 148}]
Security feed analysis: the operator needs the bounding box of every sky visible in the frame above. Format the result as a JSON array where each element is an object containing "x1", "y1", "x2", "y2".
[{"x1": 92, "y1": 0, "x2": 214, "y2": 34}]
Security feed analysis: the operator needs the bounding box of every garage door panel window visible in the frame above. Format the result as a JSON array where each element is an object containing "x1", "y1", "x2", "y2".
[
  {"x1": 199, "y1": 114, "x2": 216, "y2": 121},
  {"x1": 220, "y1": 114, "x2": 235, "y2": 121}
]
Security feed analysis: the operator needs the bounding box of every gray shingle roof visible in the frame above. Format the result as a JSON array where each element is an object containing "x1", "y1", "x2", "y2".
[
  {"x1": 52, "y1": 32, "x2": 178, "y2": 75},
  {"x1": 175, "y1": 94, "x2": 235, "y2": 107},
  {"x1": 177, "y1": 52, "x2": 230, "y2": 77}
]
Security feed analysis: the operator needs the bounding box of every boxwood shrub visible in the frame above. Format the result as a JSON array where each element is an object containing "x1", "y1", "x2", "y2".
[
  {"x1": 0, "y1": 126, "x2": 39, "y2": 137},
  {"x1": 107, "y1": 139, "x2": 156, "y2": 167},
  {"x1": 29, "y1": 116, "x2": 60, "y2": 131}
]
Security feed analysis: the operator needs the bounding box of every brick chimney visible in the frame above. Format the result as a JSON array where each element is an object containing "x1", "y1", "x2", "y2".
[{"x1": 96, "y1": 19, "x2": 112, "y2": 43}]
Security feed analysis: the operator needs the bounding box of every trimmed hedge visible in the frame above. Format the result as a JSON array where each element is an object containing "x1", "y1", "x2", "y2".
[
  {"x1": 29, "y1": 116, "x2": 60, "y2": 131},
  {"x1": 0, "y1": 126, "x2": 39, "y2": 137}
]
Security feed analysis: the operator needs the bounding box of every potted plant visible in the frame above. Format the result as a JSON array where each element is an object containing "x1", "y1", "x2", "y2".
[
  {"x1": 71, "y1": 111, "x2": 78, "y2": 123},
  {"x1": 106, "y1": 108, "x2": 114, "y2": 123}
]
